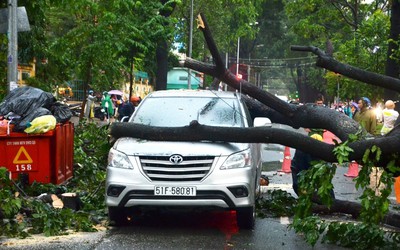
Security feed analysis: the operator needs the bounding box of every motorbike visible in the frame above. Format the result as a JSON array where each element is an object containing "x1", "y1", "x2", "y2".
[
  {"x1": 68, "y1": 103, "x2": 82, "y2": 117},
  {"x1": 94, "y1": 106, "x2": 106, "y2": 121},
  {"x1": 60, "y1": 98, "x2": 82, "y2": 117}
]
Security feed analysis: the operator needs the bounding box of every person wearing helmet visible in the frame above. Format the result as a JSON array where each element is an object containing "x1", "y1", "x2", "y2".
[
  {"x1": 101, "y1": 92, "x2": 114, "y2": 122},
  {"x1": 291, "y1": 94, "x2": 335, "y2": 199},
  {"x1": 130, "y1": 96, "x2": 140, "y2": 103},
  {"x1": 117, "y1": 95, "x2": 140, "y2": 121},
  {"x1": 85, "y1": 90, "x2": 96, "y2": 120}
]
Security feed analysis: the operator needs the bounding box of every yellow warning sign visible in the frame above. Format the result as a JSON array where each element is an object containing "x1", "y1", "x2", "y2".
[{"x1": 13, "y1": 146, "x2": 33, "y2": 164}]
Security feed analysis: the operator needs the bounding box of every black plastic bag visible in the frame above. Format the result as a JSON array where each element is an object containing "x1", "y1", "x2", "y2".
[
  {"x1": 13, "y1": 107, "x2": 52, "y2": 132},
  {"x1": 0, "y1": 86, "x2": 56, "y2": 116},
  {"x1": 50, "y1": 102, "x2": 73, "y2": 123}
]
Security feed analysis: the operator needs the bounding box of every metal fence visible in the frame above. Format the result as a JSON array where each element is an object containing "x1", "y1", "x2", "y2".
[{"x1": 68, "y1": 79, "x2": 85, "y2": 101}]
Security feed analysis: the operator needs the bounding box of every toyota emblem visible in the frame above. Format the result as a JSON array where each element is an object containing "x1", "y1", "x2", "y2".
[{"x1": 169, "y1": 154, "x2": 183, "y2": 164}]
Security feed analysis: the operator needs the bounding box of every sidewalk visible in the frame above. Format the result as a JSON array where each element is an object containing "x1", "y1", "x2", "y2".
[{"x1": 261, "y1": 163, "x2": 399, "y2": 206}]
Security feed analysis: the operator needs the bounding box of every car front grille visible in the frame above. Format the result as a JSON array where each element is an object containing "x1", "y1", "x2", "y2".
[{"x1": 140, "y1": 156, "x2": 214, "y2": 182}]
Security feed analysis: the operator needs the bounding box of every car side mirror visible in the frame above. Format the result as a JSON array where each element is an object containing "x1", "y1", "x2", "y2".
[{"x1": 253, "y1": 117, "x2": 272, "y2": 127}]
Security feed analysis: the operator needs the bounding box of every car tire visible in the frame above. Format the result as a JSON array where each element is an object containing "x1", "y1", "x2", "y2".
[
  {"x1": 108, "y1": 207, "x2": 127, "y2": 226},
  {"x1": 236, "y1": 206, "x2": 255, "y2": 229}
]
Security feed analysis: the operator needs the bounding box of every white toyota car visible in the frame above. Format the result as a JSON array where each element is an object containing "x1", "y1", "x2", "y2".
[{"x1": 106, "y1": 90, "x2": 268, "y2": 229}]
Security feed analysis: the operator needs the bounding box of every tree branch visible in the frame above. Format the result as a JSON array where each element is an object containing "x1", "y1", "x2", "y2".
[
  {"x1": 290, "y1": 45, "x2": 400, "y2": 92},
  {"x1": 109, "y1": 122, "x2": 400, "y2": 175},
  {"x1": 183, "y1": 15, "x2": 361, "y2": 141},
  {"x1": 110, "y1": 13, "x2": 400, "y2": 176}
]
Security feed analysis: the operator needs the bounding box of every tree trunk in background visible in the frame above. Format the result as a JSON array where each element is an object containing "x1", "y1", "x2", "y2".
[
  {"x1": 155, "y1": 0, "x2": 176, "y2": 91},
  {"x1": 385, "y1": 0, "x2": 400, "y2": 106},
  {"x1": 155, "y1": 40, "x2": 168, "y2": 90},
  {"x1": 296, "y1": 66, "x2": 319, "y2": 103}
]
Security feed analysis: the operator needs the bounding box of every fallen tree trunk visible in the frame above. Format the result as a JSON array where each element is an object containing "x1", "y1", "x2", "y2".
[
  {"x1": 312, "y1": 199, "x2": 400, "y2": 229},
  {"x1": 109, "y1": 121, "x2": 400, "y2": 175}
]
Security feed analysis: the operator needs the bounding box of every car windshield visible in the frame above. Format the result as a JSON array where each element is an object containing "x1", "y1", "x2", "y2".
[{"x1": 131, "y1": 96, "x2": 244, "y2": 127}]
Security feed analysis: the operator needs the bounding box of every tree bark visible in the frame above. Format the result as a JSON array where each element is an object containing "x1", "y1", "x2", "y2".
[
  {"x1": 385, "y1": 0, "x2": 400, "y2": 104},
  {"x1": 312, "y1": 199, "x2": 400, "y2": 229},
  {"x1": 155, "y1": 40, "x2": 168, "y2": 90},
  {"x1": 155, "y1": 0, "x2": 176, "y2": 91},
  {"x1": 110, "y1": 121, "x2": 400, "y2": 174}
]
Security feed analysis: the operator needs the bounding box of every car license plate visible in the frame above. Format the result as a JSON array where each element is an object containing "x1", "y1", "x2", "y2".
[{"x1": 154, "y1": 186, "x2": 196, "y2": 196}]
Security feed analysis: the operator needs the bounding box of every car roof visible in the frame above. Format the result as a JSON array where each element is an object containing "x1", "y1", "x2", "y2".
[{"x1": 147, "y1": 89, "x2": 240, "y2": 98}]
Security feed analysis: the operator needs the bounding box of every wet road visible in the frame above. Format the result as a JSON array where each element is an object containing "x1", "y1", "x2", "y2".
[
  {"x1": 1, "y1": 211, "x2": 346, "y2": 250},
  {"x1": 93, "y1": 211, "x2": 345, "y2": 250}
]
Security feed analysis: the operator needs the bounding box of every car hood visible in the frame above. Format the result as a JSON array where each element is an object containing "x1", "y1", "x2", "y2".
[{"x1": 113, "y1": 137, "x2": 249, "y2": 157}]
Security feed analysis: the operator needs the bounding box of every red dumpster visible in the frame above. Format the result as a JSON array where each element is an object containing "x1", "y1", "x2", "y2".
[
  {"x1": 0, "y1": 122, "x2": 74, "y2": 184},
  {"x1": 52, "y1": 122, "x2": 75, "y2": 184},
  {"x1": 64, "y1": 122, "x2": 74, "y2": 181},
  {"x1": 54, "y1": 123, "x2": 66, "y2": 184}
]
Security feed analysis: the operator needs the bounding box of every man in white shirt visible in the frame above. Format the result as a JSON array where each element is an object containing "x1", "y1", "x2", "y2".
[{"x1": 380, "y1": 100, "x2": 399, "y2": 135}]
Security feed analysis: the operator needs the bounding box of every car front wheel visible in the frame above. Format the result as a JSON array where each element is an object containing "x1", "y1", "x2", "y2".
[
  {"x1": 108, "y1": 207, "x2": 127, "y2": 226},
  {"x1": 236, "y1": 206, "x2": 255, "y2": 229}
]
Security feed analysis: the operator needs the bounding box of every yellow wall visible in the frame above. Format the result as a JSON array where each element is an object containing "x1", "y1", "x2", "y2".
[
  {"x1": 16, "y1": 61, "x2": 153, "y2": 100},
  {"x1": 18, "y1": 61, "x2": 36, "y2": 86},
  {"x1": 122, "y1": 79, "x2": 153, "y2": 99}
]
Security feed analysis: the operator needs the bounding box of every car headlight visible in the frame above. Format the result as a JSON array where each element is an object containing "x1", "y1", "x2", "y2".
[
  {"x1": 220, "y1": 149, "x2": 252, "y2": 170},
  {"x1": 108, "y1": 148, "x2": 134, "y2": 169}
]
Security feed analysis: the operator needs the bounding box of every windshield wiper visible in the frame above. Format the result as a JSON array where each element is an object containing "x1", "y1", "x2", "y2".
[{"x1": 199, "y1": 98, "x2": 218, "y2": 115}]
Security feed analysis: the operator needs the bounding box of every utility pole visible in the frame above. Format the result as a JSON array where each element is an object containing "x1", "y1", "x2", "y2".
[
  {"x1": 236, "y1": 37, "x2": 240, "y2": 76},
  {"x1": 7, "y1": 0, "x2": 18, "y2": 94},
  {"x1": 188, "y1": 0, "x2": 193, "y2": 89}
]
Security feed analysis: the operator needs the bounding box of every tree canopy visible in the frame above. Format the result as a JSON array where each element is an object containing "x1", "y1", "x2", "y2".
[{"x1": 0, "y1": 0, "x2": 399, "y2": 104}]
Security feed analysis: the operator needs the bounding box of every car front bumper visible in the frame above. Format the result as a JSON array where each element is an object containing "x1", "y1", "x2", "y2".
[{"x1": 105, "y1": 164, "x2": 257, "y2": 209}]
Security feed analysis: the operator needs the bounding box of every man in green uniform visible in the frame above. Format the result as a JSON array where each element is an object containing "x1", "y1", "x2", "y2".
[{"x1": 353, "y1": 97, "x2": 377, "y2": 135}]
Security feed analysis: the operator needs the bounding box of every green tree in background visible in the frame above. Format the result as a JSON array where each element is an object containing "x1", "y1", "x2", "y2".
[
  {"x1": 284, "y1": 0, "x2": 391, "y2": 104},
  {"x1": 0, "y1": 0, "x2": 180, "y2": 98},
  {"x1": 0, "y1": 0, "x2": 399, "y2": 104},
  {"x1": 172, "y1": 0, "x2": 263, "y2": 87}
]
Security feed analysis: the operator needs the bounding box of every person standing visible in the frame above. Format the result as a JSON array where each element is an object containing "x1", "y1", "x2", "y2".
[
  {"x1": 84, "y1": 90, "x2": 96, "y2": 120},
  {"x1": 354, "y1": 98, "x2": 382, "y2": 194},
  {"x1": 118, "y1": 96, "x2": 140, "y2": 121},
  {"x1": 343, "y1": 102, "x2": 352, "y2": 118},
  {"x1": 101, "y1": 92, "x2": 114, "y2": 122},
  {"x1": 354, "y1": 97, "x2": 377, "y2": 135},
  {"x1": 111, "y1": 94, "x2": 118, "y2": 116},
  {"x1": 380, "y1": 100, "x2": 399, "y2": 135},
  {"x1": 380, "y1": 100, "x2": 400, "y2": 200},
  {"x1": 350, "y1": 102, "x2": 359, "y2": 118},
  {"x1": 291, "y1": 94, "x2": 335, "y2": 199}
]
